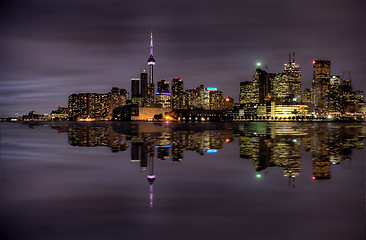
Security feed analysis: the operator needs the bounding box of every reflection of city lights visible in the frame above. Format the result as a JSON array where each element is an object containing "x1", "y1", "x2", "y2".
[{"x1": 206, "y1": 150, "x2": 217, "y2": 153}]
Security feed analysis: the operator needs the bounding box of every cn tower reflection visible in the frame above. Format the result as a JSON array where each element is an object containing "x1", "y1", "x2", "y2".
[{"x1": 147, "y1": 156, "x2": 155, "y2": 208}]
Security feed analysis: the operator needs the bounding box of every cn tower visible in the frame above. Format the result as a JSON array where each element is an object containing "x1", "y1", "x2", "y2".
[{"x1": 147, "y1": 31, "x2": 155, "y2": 84}]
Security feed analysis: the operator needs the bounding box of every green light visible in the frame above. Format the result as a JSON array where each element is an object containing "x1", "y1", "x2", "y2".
[
  {"x1": 256, "y1": 62, "x2": 262, "y2": 67},
  {"x1": 256, "y1": 174, "x2": 262, "y2": 178}
]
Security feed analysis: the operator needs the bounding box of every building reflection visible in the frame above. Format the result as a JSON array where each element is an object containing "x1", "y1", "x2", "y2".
[{"x1": 51, "y1": 122, "x2": 365, "y2": 183}]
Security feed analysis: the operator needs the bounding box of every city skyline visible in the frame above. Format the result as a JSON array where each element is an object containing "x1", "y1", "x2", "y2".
[{"x1": 1, "y1": 0, "x2": 366, "y2": 117}]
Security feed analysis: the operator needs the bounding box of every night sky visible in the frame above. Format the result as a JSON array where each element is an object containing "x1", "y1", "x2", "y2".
[{"x1": 1, "y1": 0, "x2": 365, "y2": 117}]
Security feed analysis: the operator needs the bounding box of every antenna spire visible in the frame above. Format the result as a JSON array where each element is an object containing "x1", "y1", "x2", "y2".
[{"x1": 150, "y1": 31, "x2": 153, "y2": 56}]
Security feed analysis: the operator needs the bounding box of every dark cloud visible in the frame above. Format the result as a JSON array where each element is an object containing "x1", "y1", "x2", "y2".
[{"x1": 1, "y1": 0, "x2": 365, "y2": 116}]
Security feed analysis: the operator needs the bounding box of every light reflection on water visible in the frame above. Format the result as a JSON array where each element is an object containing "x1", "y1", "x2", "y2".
[{"x1": 0, "y1": 122, "x2": 365, "y2": 240}]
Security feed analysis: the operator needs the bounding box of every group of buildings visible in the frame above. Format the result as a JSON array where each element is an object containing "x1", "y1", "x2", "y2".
[
  {"x1": 239, "y1": 53, "x2": 365, "y2": 120},
  {"x1": 16, "y1": 33, "x2": 365, "y2": 122}
]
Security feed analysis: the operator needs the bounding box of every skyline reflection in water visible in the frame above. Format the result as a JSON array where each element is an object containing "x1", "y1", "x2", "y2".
[
  {"x1": 1, "y1": 121, "x2": 365, "y2": 240},
  {"x1": 51, "y1": 121, "x2": 365, "y2": 182}
]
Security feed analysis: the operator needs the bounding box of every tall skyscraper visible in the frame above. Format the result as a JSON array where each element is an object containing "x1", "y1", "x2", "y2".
[
  {"x1": 172, "y1": 78, "x2": 183, "y2": 94},
  {"x1": 147, "y1": 32, "x2": 155, "y2": 103},
  {"x1": 208, "y1": 90, "x2": 224, "y2": 110},
  {"x1": 283, "y1": 53, "x2": 301, "y2": 102},
  {"x1": 328, "y1": 75, "x2": 342, "y2": 113},
  {"x1": 252, "y1": 67, "x2": 269, "y2": 104},
  {"x1": 172, "y1": 77, "x2": 184, "y2": 109},
  {"x1": 131, "y1": 78, "x2": 140, "y2": 98},
  {"x1": 271, "y1": 53, "x2": 301, "y2": 103},
  {"x1": 140, "y1": 69, "x2": 148, "y2": 101},
  {"x1": 240, "y1": 81, "x2": 253, "y2": 104},
  {"x1": 311, "y1": 60, "x2": 331, "y2": 114}
]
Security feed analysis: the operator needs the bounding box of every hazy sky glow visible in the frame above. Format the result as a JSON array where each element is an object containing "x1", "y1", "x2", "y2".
[{"x1": 1, "y1": 0, "x2": 365, "y2": 116}]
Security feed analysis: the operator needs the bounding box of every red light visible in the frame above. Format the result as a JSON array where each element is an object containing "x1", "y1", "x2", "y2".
[
  {"x1": 312, "y1": 176, "x2": 316, "y2": 180},
  {"x1": 312, "y1": 60, "x2": 316, "y2": 64},
  {"x1": 225, "y1": 138, "x2": 230, "y2": 142}
]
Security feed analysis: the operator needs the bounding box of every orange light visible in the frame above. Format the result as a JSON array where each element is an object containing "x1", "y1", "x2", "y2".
[
  {"x1": 225, "y1": 138, "x2": 230, "y2": 142},
  {"x1": 225, "y1": 98, "x2": 230, "y2": 102},
  {"x1": 312, "y1": 176, "x2": 316, "y2": 180},
  {"x1": 312, "y1": 60, "x2": 316, "y2": 64}
]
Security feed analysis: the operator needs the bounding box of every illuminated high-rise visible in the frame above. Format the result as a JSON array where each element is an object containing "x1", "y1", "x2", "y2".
[
  {"x1": 240, "y1": 81, "x2": 253, "y2": 104},
  {"x1": 272, "y1": 53, "x2": 301, "y2": 103},
  {"x1": 311, "y1": 60, "x2": 331, "y2": 114},
  {"x1": 109, "y1": 87, "x2": 128, "y2": 118},
  {"x1": 68, "y1": 93, "x2": 110, "y2": 120},
  {"x1": 172, "y1": 77, "x2": 184, "y2": 109},
  {"x1": 208, "y1": 89, "x2": 224, "y2": 110},
  {"x1": 328, "y1": 75, "x2": 342, "y2": 114},
  {"x1": 252, "y1": 66, "x2": 269, "y2": 104},
  {"x1": 140, "y1": 69, "x2": 148, "y2": 101},
  {"x1": 283, "y1": 53, "x2": 301, "y2": 102}
]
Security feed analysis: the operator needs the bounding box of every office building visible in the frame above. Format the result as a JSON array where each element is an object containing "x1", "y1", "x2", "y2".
[
  {"x1": 131, "y1": 78, "x2": 140, "y2": 98},
  {"x1": 240, "y1": 81, "x2": 253, "y2": 104},
  {"x1": 311, "y1": 60, "x2": 331, "y2": 114},
  {"x1": 172, "y1": 77, "x2": 184, "y2": 109},
  {"x1": 140, "y1": 70, "x2": 148, "y2": 101},
  {"x1": 252, "y1": 67, "x2": 269, "y2": 104}
]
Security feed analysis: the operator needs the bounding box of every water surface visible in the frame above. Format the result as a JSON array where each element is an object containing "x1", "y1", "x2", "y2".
[{"x1": 0, "y1": 122, "x2": 365, "y2": 240}]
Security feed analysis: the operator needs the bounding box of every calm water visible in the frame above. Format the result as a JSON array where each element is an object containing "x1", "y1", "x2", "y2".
[{"x1": 0, "y1": 121, "x2": 365, "y2": 240}]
